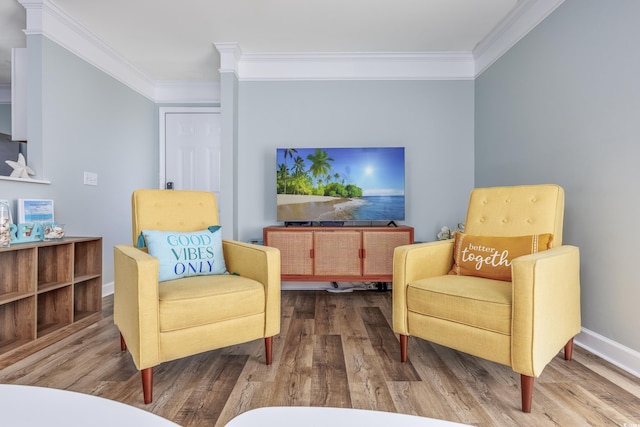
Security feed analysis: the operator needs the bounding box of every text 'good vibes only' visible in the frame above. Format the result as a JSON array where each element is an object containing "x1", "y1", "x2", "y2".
[{"x1": 167, "y1": 234, "x2": 218, "y2": 275}]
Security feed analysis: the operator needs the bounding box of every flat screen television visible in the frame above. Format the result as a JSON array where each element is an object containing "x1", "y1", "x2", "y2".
[{"x1": 276, "y1": 147, "x2": 405, "y2": 223}]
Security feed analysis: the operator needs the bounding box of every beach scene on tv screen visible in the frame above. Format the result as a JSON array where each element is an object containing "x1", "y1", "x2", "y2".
[{"x1": 276, "y1": 147, "x2": 405, "y2": 222}]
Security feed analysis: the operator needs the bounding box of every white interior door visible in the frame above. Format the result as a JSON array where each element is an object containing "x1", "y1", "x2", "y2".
[{"x1": 163, "y1": 111, "x2": 221, "y2": 196}]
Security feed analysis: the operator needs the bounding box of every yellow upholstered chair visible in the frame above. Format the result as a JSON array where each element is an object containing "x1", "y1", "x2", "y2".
[
  {"x1": 393, "y1": 184, "x2": 580, "y2": 412},
  {"x1": 114, "y1": 189, "x2": 280, "y2": 403}
]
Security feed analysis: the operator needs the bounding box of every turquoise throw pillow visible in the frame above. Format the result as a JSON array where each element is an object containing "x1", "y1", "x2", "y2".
[{"x1": 138, "y1": 226, "x2": 228, "y2": 282}]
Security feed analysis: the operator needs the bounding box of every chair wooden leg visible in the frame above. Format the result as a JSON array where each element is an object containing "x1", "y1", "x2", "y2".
[
  {"x1": 141, "y1": 367, "x2": 153, "y2": 404},
  {"x1": 564, "y1": 337, "x2": 574, "y2": 361},
  {"x1": 521, "y1": 374, "x2": 534, "y2": 413},
  {"x1": 120, "y1": 333, "x2": 126, "y2": 351},
  {"x1": 265, "y1": 336, "x2": 273, "y2": 365},
  {"x1": 400, "y1": 334, "x2": 408, "y2": 363}
]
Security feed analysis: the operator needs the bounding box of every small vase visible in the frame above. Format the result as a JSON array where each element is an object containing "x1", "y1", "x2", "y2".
[{"x1": 0, "y1": 202, "x2": 11, "y2": 247}]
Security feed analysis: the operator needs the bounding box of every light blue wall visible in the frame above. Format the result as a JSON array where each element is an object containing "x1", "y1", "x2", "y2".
[
  {"x1": 0, "y1": 104, "x2": 10, "y2": 134},
  {"x1": 219, "y1": 72, "x2": 240, "y2": 240},
  {"x1": 475, "y1": 0, "x2": 640, "y2": 352},
  {"x1": 0, "y1": 104, "x2": 26, "y2": 176},
  {"x1": 236, "y1": 80, "x2": 475, "y2": 243},
  {"x1": 0, "y1": 36, "x2": 157, "y2": 285}
]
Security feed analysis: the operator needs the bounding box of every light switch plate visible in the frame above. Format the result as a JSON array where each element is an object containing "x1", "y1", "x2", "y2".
[{"x1": 84, "y1": 171, "x2": 98, "y2": 186}]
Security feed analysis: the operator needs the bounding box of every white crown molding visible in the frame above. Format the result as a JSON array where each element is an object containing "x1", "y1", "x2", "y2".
[
  {"x1": 154, "y1": 81, "x2": 220, "y2": 104},
  {"x1": 0, "y1": 84, "x2": 10, "y2": 104},
  {"x1": 473, "y1": 0, "x2": 566, "y2": 77},
  {"x1": 18, "y1": 0, "x2": 158, "y2": 100},
  {"x1": 18, "y1": 0, "x2": 221, "y2": 103},
  {"x1": 214, "y1": 42, "x2": 242, "y2": 77},
  {"x1": 15, "y1": 0, "x2": 565, "y2": 101},
  {"x1": 236, "y1": 51, "x2": 475, "y2": 81}
]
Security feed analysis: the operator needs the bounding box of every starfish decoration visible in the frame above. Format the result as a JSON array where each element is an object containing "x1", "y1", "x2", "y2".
[{"x1": 5, "y1": 153, "x2": 35, "y2": 179}]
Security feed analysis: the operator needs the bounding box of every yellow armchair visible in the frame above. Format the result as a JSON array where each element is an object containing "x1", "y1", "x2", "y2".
[
  {"x1": 393, "y1": 184, "x2": 580, "y2": 412},
  {"x1": 114, "y1": 190, "x2": 280, "y2": 403}
]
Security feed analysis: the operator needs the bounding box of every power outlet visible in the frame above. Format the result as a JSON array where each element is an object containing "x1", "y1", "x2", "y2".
[{"x1": 83, "y1": 171, "x2": 98, "y2": 186}]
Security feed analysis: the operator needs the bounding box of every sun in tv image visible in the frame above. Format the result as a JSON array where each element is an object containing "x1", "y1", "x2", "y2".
[{"x1": 276, "y1": 147, "x2": 405, "y2": 222}]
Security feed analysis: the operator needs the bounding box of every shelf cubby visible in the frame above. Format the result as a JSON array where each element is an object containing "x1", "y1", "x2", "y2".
[
  {"x1": 37, "y1": 286, "x2": 73, "y2": 337},
  {"x1": 37, "y1": 243, "x2": 73, "y2": 291},
  {"x1": 0, "y1": 296, "x2": 36, "y2": 353},
  {"x1": 74, "y1": 277, "x2": 102, "y2": 321},
  {"x1": 74, "y1": 239, "x2": 102, "y2": 280},
  {"x1": 0, "y1": 246, "x2": 36, "y2": 304},
  {"x1": 0, "y1": 237, "x2": 102, "y2": 355}
]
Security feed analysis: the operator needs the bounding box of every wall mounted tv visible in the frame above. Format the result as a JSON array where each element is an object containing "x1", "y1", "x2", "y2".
[{"x1": 276, "y1": 147, "x2": 405, "y2": 224}]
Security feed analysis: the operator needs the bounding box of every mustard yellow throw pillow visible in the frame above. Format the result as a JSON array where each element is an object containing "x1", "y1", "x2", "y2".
[{"x1": 449, "y1": 233, "x2": 553, "y2": 281}]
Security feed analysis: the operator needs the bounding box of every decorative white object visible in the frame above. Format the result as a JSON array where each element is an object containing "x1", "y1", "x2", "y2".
[
  {"x1": 226, "y1": 407, "x2": 471, "y2": 427},
  {"x1": 437, "y1": 223, "x2": 465, "y2": 240},
  {"x1": 0, "y1": 199, "x2": 11, "y2": 223},
  {"x1": 0, "y1": 201, "x2": 10, "y2": 247},
  {"x1": 44, "y1": 223, "x2": 65, "y2": 240},
  {"x1": 0, "y1": 384, "x2": 180, "y2": 426},
  {"x1": 5, "y1": 153, "x2": 35, "y2": 179}
]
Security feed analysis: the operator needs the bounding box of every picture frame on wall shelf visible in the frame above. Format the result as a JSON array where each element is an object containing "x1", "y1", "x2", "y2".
[{"x1": 18, "y1": 199, "x2": 54, "y2": 224}]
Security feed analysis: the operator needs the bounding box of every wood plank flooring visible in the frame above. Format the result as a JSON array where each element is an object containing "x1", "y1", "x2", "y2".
[{"x1": 1, "y1": 290, "x2": 639, "y2": 426}]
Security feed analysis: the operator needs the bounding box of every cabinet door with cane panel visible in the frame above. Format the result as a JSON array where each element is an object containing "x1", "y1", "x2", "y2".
[{"x1": 263, "y1": 226, "x2": 413, "y2": 283}]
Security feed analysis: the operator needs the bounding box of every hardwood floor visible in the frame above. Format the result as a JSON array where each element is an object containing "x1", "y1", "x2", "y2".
[{"x1": 1, "y1": 290, "x2": 639, "y2": 426}]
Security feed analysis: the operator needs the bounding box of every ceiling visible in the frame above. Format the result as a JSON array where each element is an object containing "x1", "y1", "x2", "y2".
[
  {"x1": 0, "y1": 0, "x2": 26, "y2": 84},
  {"x1": 0, "y1": 0, "x2": 541, "y2": 86}
]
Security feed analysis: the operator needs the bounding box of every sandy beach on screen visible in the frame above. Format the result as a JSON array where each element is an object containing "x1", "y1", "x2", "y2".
[
  {"x1": 277, "y1": 194, "x2": 365, "y2": 221},
  {"x1": 277, "y1": 194, "x2": 342, "y2": 205}
]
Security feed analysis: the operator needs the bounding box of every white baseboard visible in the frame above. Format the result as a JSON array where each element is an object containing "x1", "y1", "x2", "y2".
[
  {"x1": 282, "y1": 281, "x2": 334, "y2": 291},
  {"x1": 575, "y1": 327, "x2": 640, "y2": 378},
  {"x1": 102, "y1": 281, "x2": 114, "y2": 298},
  {"x1": 281, "y1": 281, "x2": 386, "y2": 291}
]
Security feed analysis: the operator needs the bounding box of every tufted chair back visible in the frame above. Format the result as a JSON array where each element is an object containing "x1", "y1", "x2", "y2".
[
  {"x1": 131, "y1": 189, "x2": 220, "y2": 246},
  {"x1": 465, "y1": 184, "x2": 564, "y2": 246}
]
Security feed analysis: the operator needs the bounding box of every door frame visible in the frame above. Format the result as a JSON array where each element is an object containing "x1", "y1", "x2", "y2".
[{"x1": 158, "y1": 106, "x2": 221, "y2": 189}]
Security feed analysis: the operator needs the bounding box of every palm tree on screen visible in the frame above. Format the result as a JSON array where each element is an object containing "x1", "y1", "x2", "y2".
[
  {"x1": 306, "y1": 149, "x2": 334, "y2": 185},
  {"x1": 283, "y1": 149, "x2": 297, "y2": 168},
  {"x1": 277, "y1": 163, "x2": 290, "y2": 193},
  {"x1": 280, "y1": 149, "x2": 298, "y2": 194},
  {"x1": 292, "y1": 156, "x2": 305, "y2": 177}
]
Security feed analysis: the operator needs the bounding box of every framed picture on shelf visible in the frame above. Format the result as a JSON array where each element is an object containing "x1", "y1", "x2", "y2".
[{"x1": 18, "y1": 199, "x2": 54, "y2": 223}]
